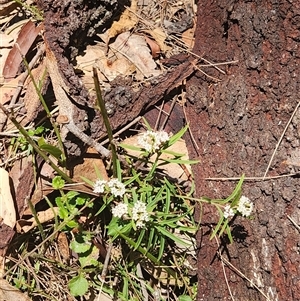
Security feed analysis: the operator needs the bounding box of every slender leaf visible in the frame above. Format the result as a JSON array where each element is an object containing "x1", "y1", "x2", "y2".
[
  {"x1": 157, "y1": 235, "x2": 165, "y2": 261},
  {"x1": 155, "y1": 226, "x2": 190, "y2": 247},
  {"x1": 134, "y1": 228, "x2": 145, "y2": 251},
  {"x1": 146, "y1": 227, "x2": 155, "y2": 252},
  {"x1": 210, "y1": 206, "x2": 225, "y2": 240}
]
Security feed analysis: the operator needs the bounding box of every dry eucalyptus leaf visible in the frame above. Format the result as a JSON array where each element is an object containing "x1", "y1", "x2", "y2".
[
  {"x1": 181, "y1": 17, "x2": 196, "y2": 49},
  {"x1": 72, "y1": 147, "x2": 108, "y2": 183},
  {"x1": 0, "y1": 75, "x2": 21, "y2": 104},
  {"x1": 107, "y1": 0, "x2": 138, "y2": 42},
  {"x1": 9, "y1": 155, "x2": 35, "y2": 217},
  {"x1": 123, "y1": 135, "x2": 191, "y2": 181},
  {"x1": 144, "y1": 36, "x2": 161, "y2": 58},
  {"x1": 3, "y1": 20, "x2": 41, "y2": 79},
  {"x1": 0, "y1": 167, "x2": 16, "y2": 229},
  {"x1": 110, "y1": 32, "x2": 161, "y2": 80},
  {"x1": 21, "y1": 59, "x2": 47, "y2": 126},
  {"x1": 77, "y1": 44, "x2": 135, "y2": 82},
  {"x1": 17, "y1": 207, "x2": 59, "y2": 233},
  {"x1": 143, "y1": 28, "x2": 171, "y2": 53},
  {"x1": 0, "y1": 33, "x2": 13, "y2": 48},
  {"x1": 57, "y1": 232, "x2": 70, "y2": 261},
  {"x1": 0, "y1": 279, "x2": 32, "y2": 301},
  {"x1": 0, "y1": 1, "x2": 18, "y2": 20}
]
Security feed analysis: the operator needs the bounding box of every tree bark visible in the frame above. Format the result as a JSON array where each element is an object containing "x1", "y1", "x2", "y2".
[{"x1": 185, "y1": 1, "x2": 300, "y2": 300}]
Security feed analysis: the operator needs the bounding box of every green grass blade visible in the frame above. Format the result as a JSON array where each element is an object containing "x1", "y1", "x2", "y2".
[
  {"x1": 155, "y1": 226, "x2": 190, "y2": 247},
  {"x1": 134, "y1": 228, "x2": 146, "y2": 251}
]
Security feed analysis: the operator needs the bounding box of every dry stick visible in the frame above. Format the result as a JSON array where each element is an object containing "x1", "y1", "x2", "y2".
[
  {"x1": 214, "y1": 237, "x2": 235, "y2": 301},
  {"x1": 198, "y1": 60, "x2": 240, "y2": 68},
  {"x1": 263, "y1": 99, "x2": 300, "y2": 179},
  {"x1": 181, "y1": 79, "x2": 200, "y2": 151},
  {"x1": 193, "y1": 63, "x2": 222, "y2": 82},
  {"x1": 100, "y1": 242, "x2": 113, "y2": 280},
  {"x1": 159, "y1": 96, "x2": 177, "y2": 130},
  {"x1": 100, "y1": 116, "x2": 142, "y2": 145},
  {"x1": 154, "y1": 99, "x2": 165, "y2": 130},
  {"x1": 205, "y1": 173, "x2": 298, "y2": 181},
  {"x1": 287, "y1": 215, "x2": 300, "y2": 232},
  {"x1": 0, "y1": 150, "x2": 28, "y2": 167},
  {"x1": 136, "y1": 263, "x2": 149, "y2": 301},
  {"x1": 218, "y1": 255, "x2": 271, "y2": 301}
]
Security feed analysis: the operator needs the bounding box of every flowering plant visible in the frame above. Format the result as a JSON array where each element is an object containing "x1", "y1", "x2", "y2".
[{"x1": 89, "y1": 124, "x2": 199, "y2": 267}]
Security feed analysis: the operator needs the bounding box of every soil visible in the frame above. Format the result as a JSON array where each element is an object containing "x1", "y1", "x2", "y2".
[{"x1": 184, "y1": 1, "x2": 300, "y2": 300}]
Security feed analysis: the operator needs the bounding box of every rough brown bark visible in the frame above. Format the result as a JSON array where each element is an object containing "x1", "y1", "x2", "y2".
[{"x1": 185, "y1": 1, "x2": 300, "y2": 300}]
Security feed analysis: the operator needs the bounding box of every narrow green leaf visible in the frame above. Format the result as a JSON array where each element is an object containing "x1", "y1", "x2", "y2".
[
  {"x1": 81, "y1": 176, "x2": 95, "y2": 187},
  {"x1": 218, "y1": 217, "x2": 229, "y2": 237},
  {"x1": 179, "y1": 296, "x2": 193, "y2": 301},
  {"x1": 226, "y1": 225, "x2": 233, "y2": 244},
  {"x1": 165, "y1": 186, "x2": 171, "y2": 215},
  {"x1": 157, "y1": 235, "x2": 165, "y2": 261},
  {"x1": 119, "y1": 143, "x2": 142, "y2": 151},
  {"x1": 38, "y1": 139, "x2": 62, "y2": 159},
  {"x1": 210, "y1": 207, "x2": 225, "y2": 240},
  {"x1": 224, "y1": 174, "x2": 245, "y2": 204},
  {"x1": 134, "y1": 228, "x2": 145, "y2": 251},
  {"x1": 119, "y1": 232, "x2": 178, "y2": 279},
  {"x1": 146, "y1": 227, "x2": 155, "y2": 251},
  {"x1": 160, "y1": 158, "x2": 199, "y2": 165},
  {"x1": 165, "y1": 125, "x2": 188, "y2": 148},
  {"x1": 122, "y1": 276, "x2": 129, "y2": 299},
  {"x1": 155, "y1": 226, "x2": 190, "y2": 247}
]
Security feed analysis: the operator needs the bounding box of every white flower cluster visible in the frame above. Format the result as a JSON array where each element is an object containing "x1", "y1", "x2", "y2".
[
  {"x1": 93, "y1": 179, "x2": 107, "y2": 194},
  {"x1": 137, "y1": 130, "x2": 170, "y2": 153},
  {"x1": 108, "y1": 178, "x2": 126, "y2": 197},
  {"x1": 237, "y1": 195, "x2": 253, "y2": 217},
  {"x1": 93, "y1": 178, "x2": 125, "y2": 197},
  {"x1": 112, "y1": 203, "x2": 128, "y2": 218},
  {"x1": 223, "y1": 196, "x2": 253, "y2": 219},
  {"x1": 223, "y1": 204, "x2": 234, "y2": 219},
  {"x1": 132, "y1": 201, "x2": 149, "y2": 228}
]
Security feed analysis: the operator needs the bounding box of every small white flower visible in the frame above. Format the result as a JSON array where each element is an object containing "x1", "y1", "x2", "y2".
[
  {"x1": 112, "y1": 203, "x2": 128, "y2": 218},
  {"x1": 137, "y1": 130, "x2": 170, "y2": 153},
  {"x1": 156, "y1": 131, "x2": 169, "y2": 144},
  {"x1": 223, "y1": 204, "x2": 235, "y2": 219},
  {"x1": 93, "y1": 179, "x2": 107, "y2": 194},
  {"x1": 136, "y1": 220, "x2": 146, "y2": 228},
  {"x1": 237, "y1": 195, "x2": 253, "y2": 217},
  {"x1": 108, "y1": 178, "x2": 126, "y2": 197},
  {"x1": 132, "y1": 201, "x2": 149, "y2": 228}
]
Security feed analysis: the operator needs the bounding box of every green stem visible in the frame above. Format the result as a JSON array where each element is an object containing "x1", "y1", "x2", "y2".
[
  {"x1": 0, "y1": 104, "x2": 73, "y2": 183},
  {"x1": 92, "y1": 67, "x2": 117, "y2": 177},
  {"x1": 23, "y1": 58, "x2": 67, "y2": 166},
  {"x1": 119, "y1": 233, "x2": 178, "y2": 280}
]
